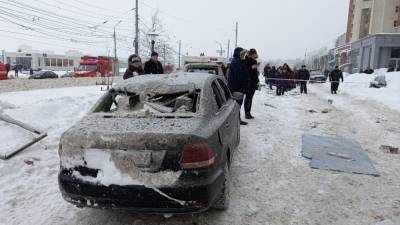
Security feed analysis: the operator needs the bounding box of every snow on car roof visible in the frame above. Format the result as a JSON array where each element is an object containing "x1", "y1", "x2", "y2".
[{"x1": 112, "y1": 72, "x2": 212, "y2": 95}]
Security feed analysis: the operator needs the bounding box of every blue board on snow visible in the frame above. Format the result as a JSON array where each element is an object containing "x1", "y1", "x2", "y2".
[{"x1": 302, "y1": 134, "x2": 380, "y2": 176}]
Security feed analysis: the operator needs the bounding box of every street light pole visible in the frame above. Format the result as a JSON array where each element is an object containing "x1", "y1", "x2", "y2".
[{"x1": 135, "y1": 0, "x2": 139, "y2": 55}]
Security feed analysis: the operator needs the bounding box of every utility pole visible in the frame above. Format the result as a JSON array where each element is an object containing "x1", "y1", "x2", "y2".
[
  {"x1": 235, "y1": 22, "x2": 238, "y2": 48},
  {"x1": 227, "y1": 40, "x2": 230, "y2": 59},
  {"x1": 113, "y1": 28, "x2": 117, "y2": 60},
  {"x1": 135, "y1": 0, "x2": 139, "y2": 55},
  {"x1": 178, "y1": 40, "x2": 181, "y2": 70},
  {"x1": 163, "y1": 44, "x2": 166, "y2": 66}
]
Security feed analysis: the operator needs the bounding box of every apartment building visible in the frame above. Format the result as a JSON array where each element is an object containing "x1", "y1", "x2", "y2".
[{"x1": 346, "y1": 0, "x2": 400, "y2": 43}]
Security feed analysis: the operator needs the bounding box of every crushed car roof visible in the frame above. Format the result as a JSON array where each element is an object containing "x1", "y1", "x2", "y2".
[{"x1": 112, "y1": 72, "x2": 212, "y2": 95}]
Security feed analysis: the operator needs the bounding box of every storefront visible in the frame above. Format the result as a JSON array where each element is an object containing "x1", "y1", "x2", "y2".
[
  {"x1": 350, "y1": 33, "x2": 400, "y2": 73},
  {"x1": 3, "y1": 51, "x2": 80, "y2": 71}
]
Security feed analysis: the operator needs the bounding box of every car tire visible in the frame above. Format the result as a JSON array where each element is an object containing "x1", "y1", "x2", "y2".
[{"x1": 212, "y1": 162, "x2": 230, "y2": 210}]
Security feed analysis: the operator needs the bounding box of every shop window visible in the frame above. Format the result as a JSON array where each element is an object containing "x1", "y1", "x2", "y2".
[
  {"x1": 394, "y1": 20, "x2": 398, "y2": 27},
  {"x1": 69, "y1": 59, "x2": 74, "y2": 67},
  {"x1": 51, "y1": 58, "x2": 56, "y2": 67},
  {"x1": 57, "y1": 59, "x2": 63, "y2": 67},
  {"x1": 45, "y1": 58, "x2": 50, "y2": 66},
  {"x1": 63, "y1": 59, "x2": 69, "y2": 67}
]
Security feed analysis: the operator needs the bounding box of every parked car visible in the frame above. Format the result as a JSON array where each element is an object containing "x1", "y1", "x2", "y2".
[
  {"x1": 370, "y1": 75, "x2": 387, "y2": 88},
  {"x1": 309, "y1": 70, "x2": 327, "y2": 83},
  {"x1": 29, "y1": 71, "x2": 58, "y2": 79},
  {"x1": 61, "y1": 71, "x2": 75, "y2": 78},
  {"x1": 58, "y1": 72, "x2": 240, "y2": 213},
  {"x1": 184, "y1": 63, "x2": 226, "y2": 78}
]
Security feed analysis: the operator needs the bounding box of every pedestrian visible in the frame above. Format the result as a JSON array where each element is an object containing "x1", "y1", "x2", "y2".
[
  {"x1": 329, "y1": 66, "x2": 344, "y2": 94},
  {"x1": 276, "y1": 67, "x2": 284, "y2": 96},
  {"x1": 14, "y1": 65, "x2": 19, "y2": 78},
  {"x1": 270, "y1": 66, "x2": 277, "y2": 90},
  {"x1": 282, "y1": 63, "x2": 292, "y2": 93},
  {"x1": 124, "y1": 54, "x2": 144, "y2": 80},
  {"x1": 227, "y1": 47, "x2": 250, "y2": 125},
  {"x1": 144, "y1": 52, "x2": 164, "y2": 75},
  {"x1": 298, "y1": 65, "x2": 310, "y2": 94},
  {"x1": 263, "y1": 64, "x2": 273, "y2": 89},
  {"x1": 244, "y1": 49, "x2": 260, "y2": 119},
  {"x1": 30, "y1": 68, "x2": 34, "y2": 76},
  {"x1": 5, "y1": 63, "x2": 10, "y2": 76}
]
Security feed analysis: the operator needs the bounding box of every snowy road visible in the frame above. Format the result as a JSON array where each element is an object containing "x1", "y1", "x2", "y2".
[{"x1": 1, "y1": 83, "x2": 399, "y2": 225}]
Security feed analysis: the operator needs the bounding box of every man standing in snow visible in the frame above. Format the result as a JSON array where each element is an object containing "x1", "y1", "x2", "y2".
[
  {"x1": 5, "y1": 63, "x2": 10, "y2": 76},
  {"x1": 14, "y1": 65, "x2": 18, "y2": 78},
  {"x1": 264, "y1": 64, "x2": 273, "y2": 89},
  {"x1": 144, "y1": 52, "x2": 164, "y2": 75},
  {"x1": 329, "y1": 66, "x2": 344, "y2": 94},
  {"x1": 298, "y1": 65, "x2": 310, "y2": 94},
  {"x1": 244, "y1": 49, "x2": 260, "y2": 120},
  {"x1": 228, "y1": 47, "x2": 249, "y2": 125}
]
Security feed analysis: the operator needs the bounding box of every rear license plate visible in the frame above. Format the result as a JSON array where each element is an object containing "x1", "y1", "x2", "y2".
[{"x1": 112, "y1": 150, "x2": 152, "y2": 173}]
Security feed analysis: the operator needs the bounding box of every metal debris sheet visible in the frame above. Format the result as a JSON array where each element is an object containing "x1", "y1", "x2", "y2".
[{"x1": 302, "y1": 134, "x2": 380, "y2": 176}]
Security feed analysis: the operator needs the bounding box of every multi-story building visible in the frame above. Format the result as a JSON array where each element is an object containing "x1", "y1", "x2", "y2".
[
  {"x1": 346, "y1": 0, "x2": 400, "y2": 43},
  {"x1": 344, "y1": 0, "x2": 400, "y2": 72}
]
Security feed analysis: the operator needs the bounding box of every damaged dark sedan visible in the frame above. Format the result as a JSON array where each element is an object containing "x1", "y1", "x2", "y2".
[{"x1": 58, "y1": 72, "x2": 240, "y2": 213}]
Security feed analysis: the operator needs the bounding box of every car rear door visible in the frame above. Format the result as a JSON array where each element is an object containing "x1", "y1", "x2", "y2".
[
  {"x1": 215, "y1": 79, "x2": 240, "y2": 149},
  {"x1": 211, "y1": 79, "x2": 239, "y2": 157}
]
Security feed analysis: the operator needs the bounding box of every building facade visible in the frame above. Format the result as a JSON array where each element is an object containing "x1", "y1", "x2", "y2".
[
  {"x1": 350, "y1": 33, "x2": 400, "y2": 72},
  {"x1": 346, "y1": 0, "x2": 400, "y2": 43},
  {"x1": 2, "y1": 51, "x2": 80, "y2": 71}
]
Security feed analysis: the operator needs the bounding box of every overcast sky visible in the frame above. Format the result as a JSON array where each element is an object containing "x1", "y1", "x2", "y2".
[{"x1": 0, "y1": 0, "x2": 349, "y2": 61}]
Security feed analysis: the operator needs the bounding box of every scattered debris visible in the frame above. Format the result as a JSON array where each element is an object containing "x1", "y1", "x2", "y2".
[
  {"x1": 380, "y1": 145, "x2": 399, "y2": 154},
  {"x1": 310, "y1": 122, "x2": 322, "y2": 129},
  {"x1": 321, "y1": 109, "x2": 331, "y2": 114},
  {"x1": 264, "y1": 103, "x2": 277, "y2": 109},
  {"x1": 308, "y1": 109, "x2": 318, "y2": 113},
  {"x1": 328, "y1": 99, "x2": 334, "y2": 105},
  {"x1": 0, "y1": 114, "x2": 47, "y2": 160},
  {"x1": 24, "y1": 159, "x2": 34, "y2": 166},
  {"x1": 302, "y1": 134, "x2": 380, "y2": 176}
]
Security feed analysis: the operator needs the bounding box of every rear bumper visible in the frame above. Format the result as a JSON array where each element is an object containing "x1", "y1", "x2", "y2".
[{"x1": 58, "y1": 170, "x2": 223, "y2": 214}]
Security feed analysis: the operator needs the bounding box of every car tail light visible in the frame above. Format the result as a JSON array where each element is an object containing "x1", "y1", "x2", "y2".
[{"x1": 180, "y1": 143, "x2": 215, "y2": 170}]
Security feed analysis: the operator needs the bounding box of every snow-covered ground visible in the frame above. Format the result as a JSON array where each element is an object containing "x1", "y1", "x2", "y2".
[
  {"x1": 0, "y1": 78, "x2": 399, "y2": 225},
  {"x1": 339, "y1": 71, "x2": 400, "y2": 112}
]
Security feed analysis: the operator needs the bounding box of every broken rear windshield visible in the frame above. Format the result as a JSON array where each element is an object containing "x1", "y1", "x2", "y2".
[{"x1": 95, "y1": 90, "x2": 201, "y2": 116}]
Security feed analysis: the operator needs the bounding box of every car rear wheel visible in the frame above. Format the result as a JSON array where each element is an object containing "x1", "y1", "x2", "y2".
[{"x1": 212, "y1": 162, "x2": 230, "y2": 210}]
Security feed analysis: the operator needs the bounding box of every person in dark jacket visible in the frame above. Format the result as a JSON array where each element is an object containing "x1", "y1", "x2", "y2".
[
  {"x1": 14, "y1": 65, "x2": 18, "y2": 78},
  {"x1": 264, "y1": 64, "x2": 273, "y2": 89},
  {"x1": 5, "y1": 63, "x2": 10, "y2": 75},
  {"x1": 244, "y1": 49, "x2": 260, "y2": 119},
  {"x1": 329, "y1": 66, "x2": 344, "y2": 94},
  {"x1": 276, "y1": 67, "x2": 284, "y2": 96},
  {"x1": 144, "y1": 52, "x2": 164, "y2": 75},
  {"x1": 228, "y1": 47, "x2": 249, "y2": 125},
  {"x1": 298, "y1": 65, "x2": 310, "y2": 94},
  {"x1": 124, "y1": 54, "x2": 144, "y2": 80}
]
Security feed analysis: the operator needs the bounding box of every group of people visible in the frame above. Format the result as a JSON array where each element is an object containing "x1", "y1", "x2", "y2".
[
  {"x1": 263, "y1": 64, "x2": 344, "y2": 95},
  {"x1": 227, "y1": 47, "x2": 261, "y2": 125},
  {"x1": 263, "y1": 63, "x2": 310, "y2": 96},
  {"x1": 123, "y1": 51, "x2": 164, "y2": 79}
]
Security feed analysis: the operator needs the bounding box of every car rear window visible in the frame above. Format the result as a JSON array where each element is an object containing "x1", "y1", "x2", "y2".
[{"x1": 97, "y1": 90, "x2": 201, "y2": 115}]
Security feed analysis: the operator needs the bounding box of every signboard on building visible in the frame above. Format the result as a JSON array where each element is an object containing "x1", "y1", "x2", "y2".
[{"x1": 335, "y1": 44, "x2": 351, "y2": 55}]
